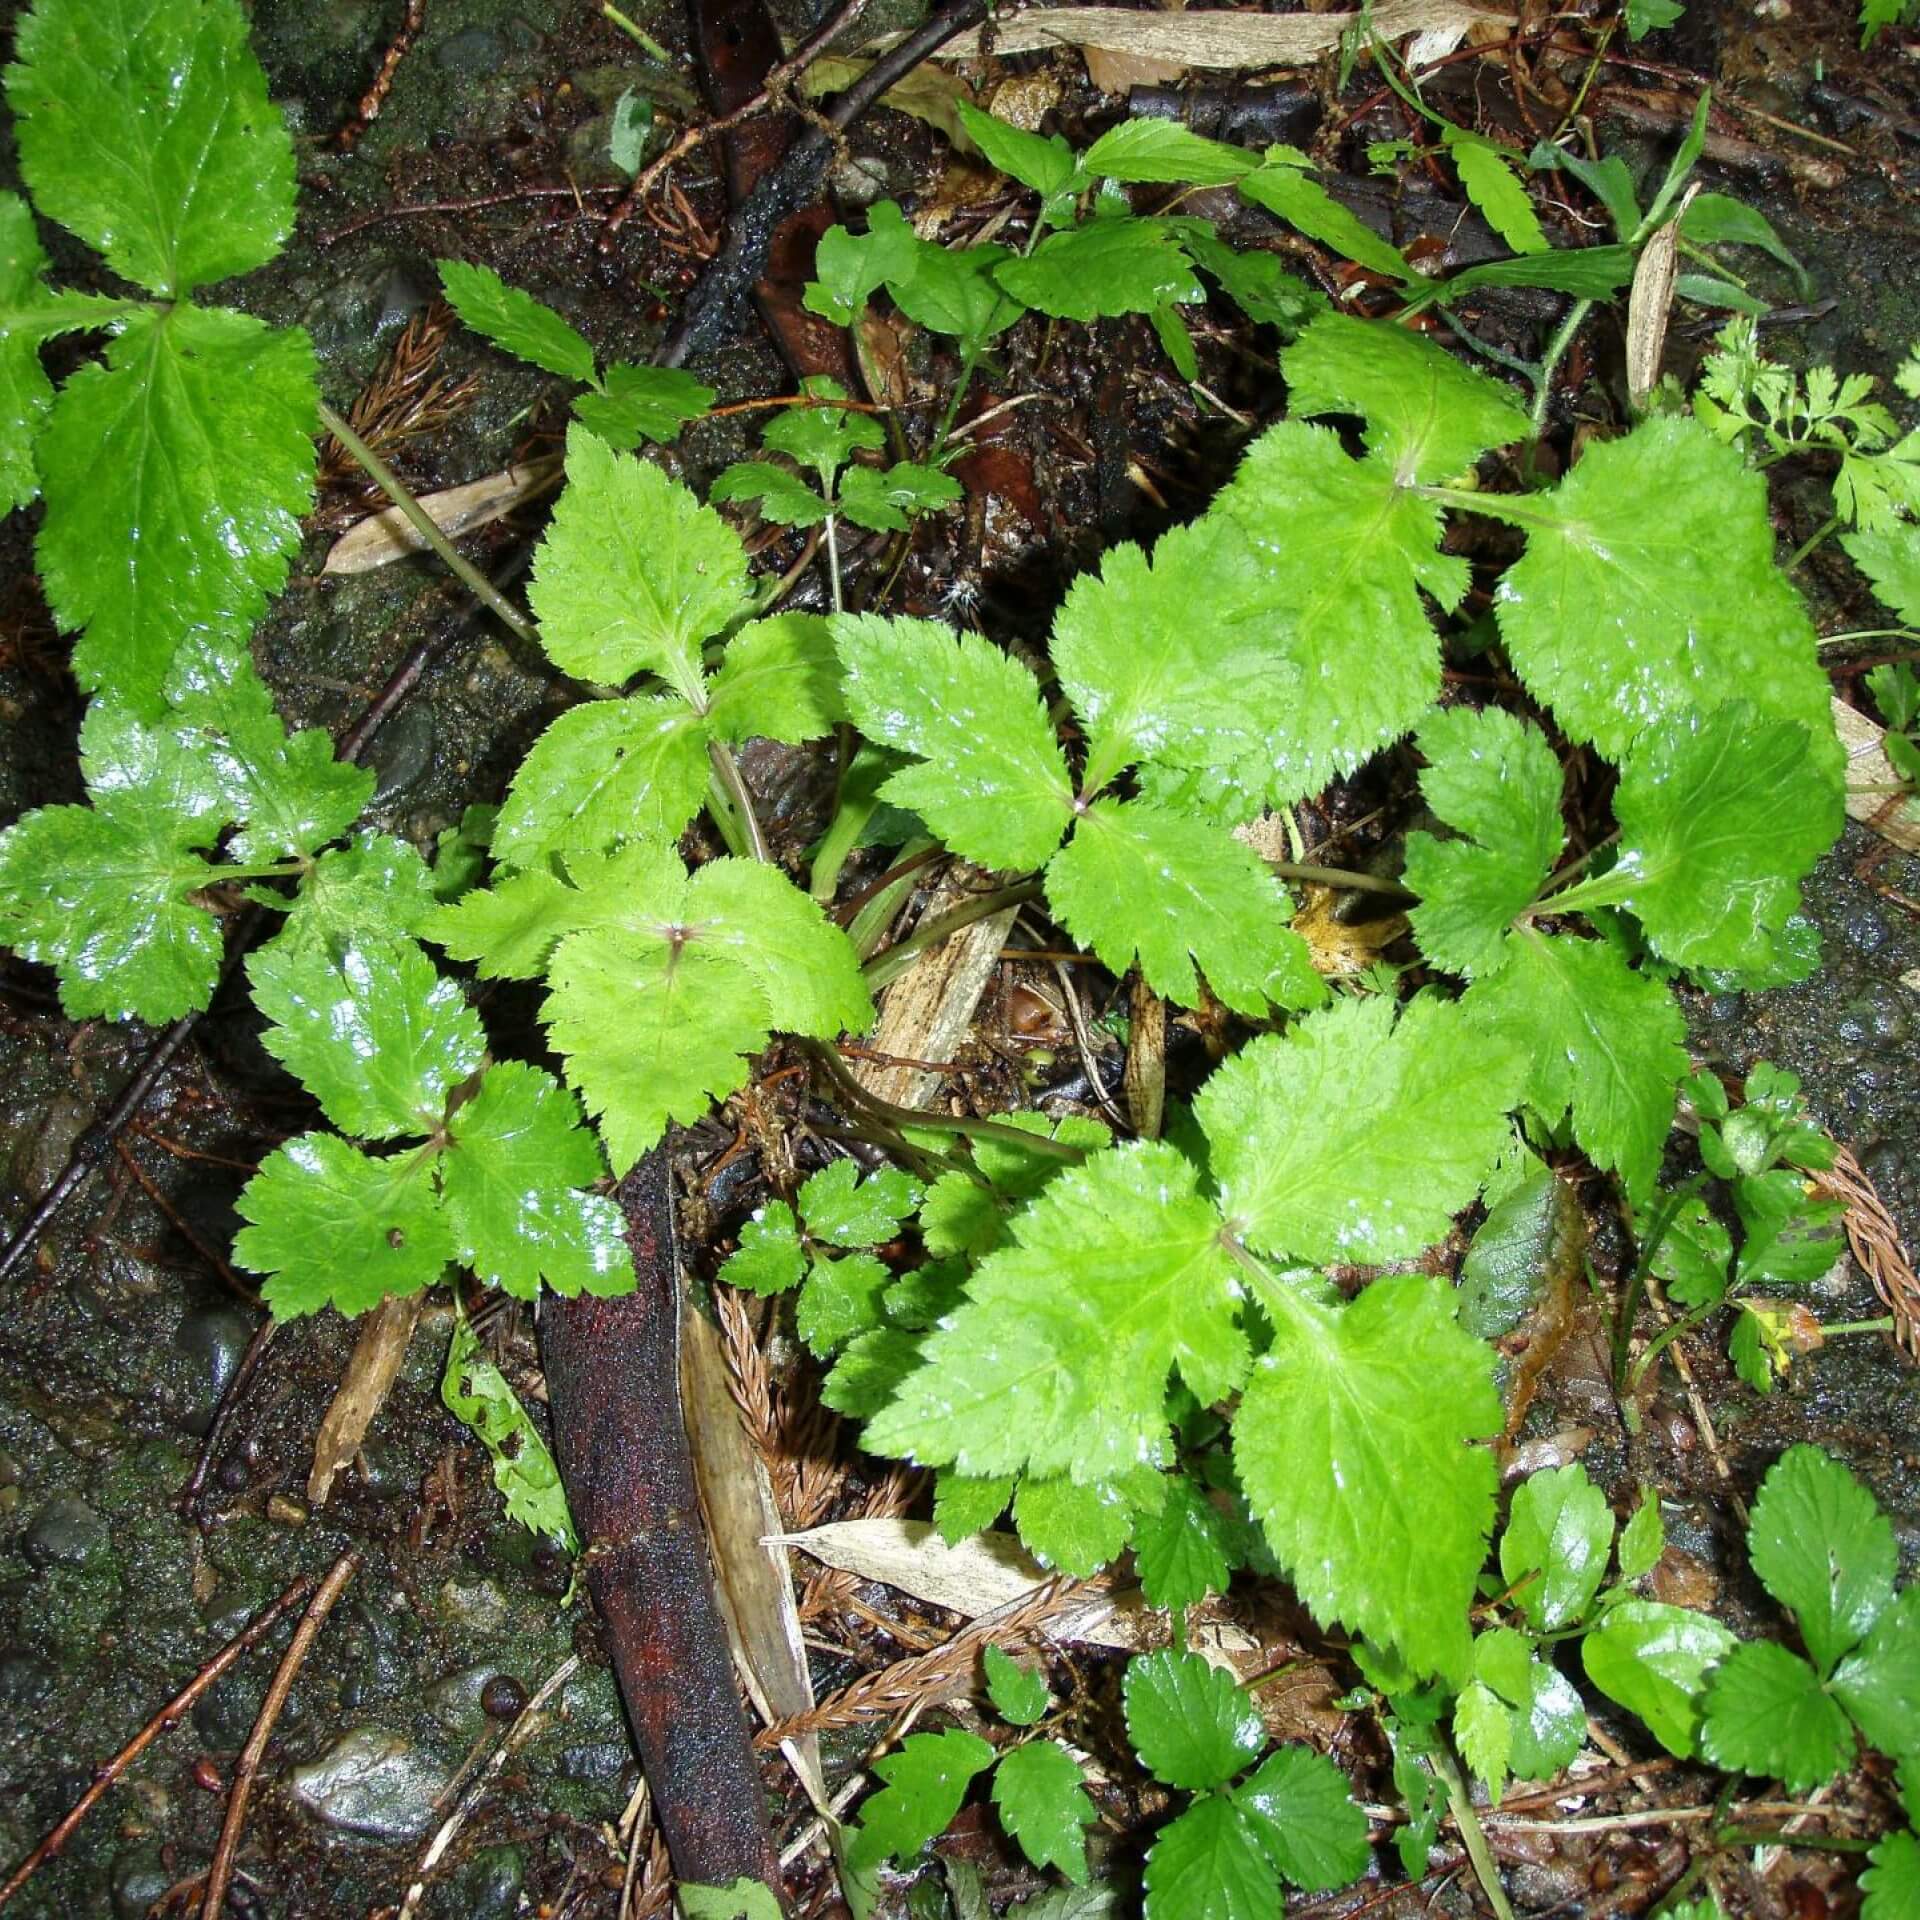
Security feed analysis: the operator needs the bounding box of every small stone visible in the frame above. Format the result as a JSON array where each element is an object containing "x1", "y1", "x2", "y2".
[
  {"x1": 24, "y1": 1495, "x2": 109, "y2": 1571},
  {"x1": 368, "y1": 703, "x2": 436, "y2": 808},
  {"x1": 424, "y1": 1662, "x2": 494, "y2": 1733},
  {"x1": 433, "y1": 25, "x2": 501, "y2": 72},
  {"x1": 443, "y1": 1844, "x2": 525, "y2": 1920},
  {"x1": 438, "y1": 1577, "x2": 507, "y2": 1635},
  {"x1": 289, "y1": 1728, "x2": 451, "y2": 1841},
  {"x1": 174, "y1": 1304, "x2": 258, "y2": 1436},
  {"x1": 110, "y1": 1846, "x2": 173, "y2": 1920},
  {"x1": 0, "y1": 1647, "x2": 57, "y2": 1709}
]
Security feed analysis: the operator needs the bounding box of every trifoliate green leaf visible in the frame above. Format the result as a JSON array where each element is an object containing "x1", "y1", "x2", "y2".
[
  {"x1": 275, "y1": 836, "x2": 439, "y2": 954},
  {"x1": 832, "y1": 614, "x2": 1074, "y2": 869},
  {"x1": 1048, "y1": 800, "x2": 1314, "y2": 1015},
  {"x1": 163, "y1": 638, "x2": 372, "y2": 861},
  {"x1": 1500, "y1": 1462, "x2": 1614, "y2": 1632},
  {"x1": 847, "y1": 1729, "x2": 996, "y2": 1871},
  {"x1": 573, "y1": 361, "x2": 715, "y2": 448},
  {"x1": 1125, "y1": 1649, "x2": 1265, "y2": 1791},
  {"x1": 709, "y1": 459, "x2": 828, "y2": 527},
  {"x1": 764, "y1": 389, "x2": 886, "y2": 488},
  {"x1": 1081, "y1": 120, "x2": 1253, "y2": 186},
  {"x1": 1237, "y1": 160, "x2": 1415, "y2": 284},
  {"x1": 37, "y1": 304, "x2": 317, "y2": 713},
  {"x1": 1844, "y1": 523, "x2": 1920, "y2": 628},
  {"x1": 0, "y1": 796, "x2": 219, "y2": 1022},
  {"x1": 1196, "y1": 994, "x2": 1521, "y2": 1264},
  {"x1": 993, "y1": 1740, "x2": 1095, "y2": 1882},
  {"x1": 1453, "y1": 1680, "x2": 1513, "y2": 1802},
  {"x1": 234, "y1": 1131, "x2": 452, "y2": 1317},
  {"x1": 805, "y1": 199, "x2": 922, "y2": 327},
  {"x1": 934, "y1": 1471, "x2": 1014, "y2": 1543},
  {"x1": 1554, "y1": 702, "x2": 1843, "y2": 974},
  {"x1": 719, "y1": 1202, "x2": 805, "y2": 1296},
  {"x1": 864, "y1": 1142, "x2": 1245, "y2": 1485},
  {"x1": 443, "y1": 1308, "x2": 579, "y2": 1547},
  {"x1": 248, "y1": 935, "x2": 485, "y2": 1140},
  {"x1": 1441, "y1": 129, "x2": 1548, "y2": 257},
  {"x1": 1863, "y1": 1829, "x2": 1920, "y2": 1920},
  {"x1": 9, "y1": 0, "x2": 296, "y2": 296},
  {"x1": 1493, "y1": 419, "x2": 1839, "y2": 779},
  {"x1": 707, "y1": 614, "x2": 844, "y2": 745},
  {"x1": 838, "y1": 460, "x2": 964, "y2": 532},
  {"x1": 889, "y1": 238, "x2": 1027, "y2": 358},
  {"x1": 1507, "y1": 1657, "x2": 1586, "y2": 1783},
  {"x1": 437, "y1": 259, "x2": 597, "y2": 384},
  {"x1": 1282, "y1": 312, "x2": 1530, "y2": 485},
  {"x1": 997, "y1": 218, "x2": 1203, "y2": 322},
  {"x1": 440, "y1": 1061, "x2": 631, "y2": 1300},
  {"x1": 984, "y1": 1646, "x2": 1050, "y2": 1727},
  {"x1": 1133, "y1": 1475, "x2": 1232, "y2": 1612},
  {"x1": 1748, "y1": 1445, "x2": 1895, "y2": 1677},
  {"x1": 1581, "y1": 1599, "x2": 1735, "y2": 1757},
  {"x1": 955, "y1": 102, "x2": 1078, "y2": 199},
  {"x1": 1143, "y1": 1794, "x2": 1275, "y2": 1920},
  {"x1": 1465, "y1": 929, "x2": 1686, "y2": 1204},
  {"x1": 529, "y1": 427, "x2": 748, "y2": 699},
  {"x1": 1212, "y1": 422, "x2": 1463, "y2": 803},
  {"x1": 1014, "y1": 1473, "x2": 1136, "y2": 1575},
  {"x1": 1404, "y1": 707, "x2": 1564, "y2": 977},
  {"x1": 800, "y1": 1159, "x2": 921, "y2": 1248},
  {"x1": 1832, "y1": 1590, "x2": 1920, "y2": 1760},
  {"x1": 491, "y1": 695, "x2": 710, "y2": 865},
  {"x1": 798, "y1": 1249, "x2": 891, "y2": 1357},
  {"x1": 1734, "y1": 1168, "x2": 1843, "y2": 1287},
  {"x1": 1646, "y1": 1192, "x2": 1731, "y2": 1310},
  {"x1": 1618, "y1": 1493, "x2": 1666, "y2": 1583},
  {"x1": 1237, "y1": 1272, "x2": 1500, "y2": 1684},
  {"x1": 1701, "y1": 1642, "x2": 1853, "y2": 1792}
]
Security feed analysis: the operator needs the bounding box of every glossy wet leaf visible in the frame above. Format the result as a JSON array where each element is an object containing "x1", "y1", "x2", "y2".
[
  {"x1": 718, "y1": 1201, "x2": 805, "y2": 1296},
  {"x1": 1196, "y1": 993, "x2": 1522, "y2": 1265},
  {"x1": 707, "y1": 614, "x2": 844, "y2": 744},
  {"x1": 1234, "y1": 1747, "x2": 1368, "y2": 1892},
  {"x1": 573, "y1": 360, "x2": 714, "y2": 447},
  {"x1": 1143, "y1": 1792, "x2": 1276, "y2": 1920},
  {"x1": 847, "y1": 1728, "x2": 995, "y2": 1871},
  {"x1": 832, "y1": 613, "x2": 1073, "y2": 869},
  {"x1": 442, "y1": 1308, "x2": 580, "y2": 1547},
  {"x1": 797, "y1": 1250, "x2": 891, "y2": 1357},
  {"x1": 837, "y1": 460, "x2": 964, "y2": 532},
  {"x1": 805, "y1": 199, "x2": 923, "y2": 326},
  {"x1": 530, "y1": 426, "x2": 749, "y2": 698},
  {"x1": 799, "y1": 1159, "x2": 920, "y2": 1248},
  {"x1": 994, "y1": 1740, "x2": 1095, "y2": 1882},
  {"x1": 1049, "y1": 800, "x2": 1316, "y2": 1015},
  {"x1": 1749, "y1": 1444, "x2": 1895, "y2": 1676},
  {"x1": 1832, "y1": 1589, "x2": 1920, "y2": 1759},
  {"x1": 273, "y1": 836, "x2": 440, "y2": 954},
  {"x1": 709, "y1": 458, "x2": 828, "y2": 526},
  {"x1": 1238, "y1": 159, "x2": 1414, "y2": 282},
  {"x1": 1618, "y1": 1492, "x2": 1666, "y2": 1582},
  {"x1": 9, "y1": 0, "x2": 297, "y2": 296},
  {"x1": 37, "y1": 303, "x2": 317, "y2": 713},
  {"x1": 235, "y1": 1132, "x2": 453, "y2": 1317},
  {"x1": 1500, "y1": 1462, "x2": 1614, "y2": 1632},
  {"x1": 247, "y1": 935, "x2": 485, "y2": 1141},
  {"x1": 437, "y1": 258, "x2": 598, "y2": 384},
  {"x1": 1081, "y1": 120, "x2": 1253, "y2": 186},
  {"x1": 1125, "y1": 1650, "x2": 1265, "y2": 1790},
  {"x1": 763, "y1": 390, "x2": 886, "y2": 486},
  {"x1": 997, "y1": 218, "x2": 1202, "y2": 322},
  {"x1": 1237, "y1": 1272, "x2": 1500, "y2": 1684},
  {"x1": 1453, "y1": 1681, "x2": 1512, "y2": 1802},
  {"x1": 1014, "y1": 1473, "x2": 1137, "y2": 1574},
  {"x1": 440, "y1": 1061, "x2": 632, "y2": 1300},
  {"x1": 1582, "y1": 1599, "x2": 1735, "y2": 1757},
  {"x1": 1862, "y1": 1829, "x2": 1920, "y2": 1919},
  {"x1": 1457, "y1": 1167, "x2": 1583, "y2": 1340},
  {"x1": 886, "y1": 239, "x2": 1025, "y2": 356},
  {"x1": 1133, "y1": 1474, "x2": 1232, "y2": 1611},
  {"x1": 983, "y1": 1645, "x2": 1050, "y2": 1727},
  {"x1": 956, "y1": 102, "x2": 1078, "y2": 199},
  {"x1": 1701, "y1": 1642, "x2": 1854, "y2": 1791}
]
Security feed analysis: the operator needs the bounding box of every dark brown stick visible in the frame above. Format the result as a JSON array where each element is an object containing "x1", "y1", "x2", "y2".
[{"x1": 0, "y1": 1573, "x2": 318, "y2": 1909}]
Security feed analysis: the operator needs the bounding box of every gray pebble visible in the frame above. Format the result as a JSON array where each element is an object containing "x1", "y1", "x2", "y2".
[
  {"x1": 443, "y1": 1844, "x2": 525, "y2": 1920},
  {"x1": 289, "y1": 1728, "x2": 451, "y2": 1841},
  {"x1": 24, "y1": 1495, "x2": 110, "y2": 1571},
  {"x1": 111, "y1": 1846, "x2": 173, "y2": 1920},
  {"x1": 423, "y1": 1662, "x2": 495, "y2": 1734},
  {"x1": 433, "y1": 26, "x2": 501, "y2": 72},
  {"x1": 560, "y1": 1739, "x2": 630, "y2": 1782},
  {"x1": 0, "y1": 1647, "x2": 57, "y2": 1709},
  {"x1": 368, "y1": 703, "x2": 436, "y2": 808},
  {"x1": 174, "y1": 1305, "x2": 257, "y2": 1435}
]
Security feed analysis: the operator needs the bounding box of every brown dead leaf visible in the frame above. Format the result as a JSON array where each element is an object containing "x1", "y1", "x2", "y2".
[
  {"x1": 322, "y1": 457, "x2": 562, "y2": 575},
  {"x1": 309, "y1": 1293, "x2": 422, "y2": 1505},
  {"x1": 1834, "y1": 694, "x2": 1920, "y2": 853},
  {"x1": 1290, "y1": 884, "x2": 1408, "y2": 976}
]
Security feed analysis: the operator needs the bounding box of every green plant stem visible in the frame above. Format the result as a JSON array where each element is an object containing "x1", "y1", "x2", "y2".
[
  {"x1": 601, "y1": 1, "x2": 673, "y2": 60},
  {"x1": 1531, "y1": 298, "x2": 1593, "y2": 441},
  {"x1": 317, "y1": 401, "x2": 539, "y2": 649},
  {"x1": 1817, "y1": 629, "x2": 1919, "y2": 648},
  {"x1": 862, "y1": 878, "x2": 1045, "y2": 990},
  {"x1": 1429, "y1": 1744, "x2": 1516, "y2": 1920},
  {"x1": 1820, "y1": 1316, "x2": 1896, "y2": 1337},
  {"x1": 1526, "y1": 830, "x2": 1620, "y2": 910},
  {"x1": 706, "y1": 740, "x2": 772, "y2": 863},
  {"x1": 1267, "y1": 860, "x2": 1415, "y2": 901},
  {"x1": 1628, "y1": 1295, "x2": 1725, "y2": 1392},
  {"x1": 824, "y1": 511, "x2": 845, "y2": 614},
  {"x1": 1612, "y1": 1172, "x2": 1710, "y2": 1393},
  {"x1": 1784, "y1": 513, "x2": 1839, "y2": 573},
  {"x1": 930, "y1": 349, "x2": 982, "y2": 462}
]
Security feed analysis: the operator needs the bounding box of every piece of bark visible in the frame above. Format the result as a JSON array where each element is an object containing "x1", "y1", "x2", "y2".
[{"x1": 308, "y1": 1294, "x2": 422, "y2": 1506}]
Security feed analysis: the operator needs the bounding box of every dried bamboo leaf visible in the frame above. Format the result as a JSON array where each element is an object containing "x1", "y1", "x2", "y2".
[
  {"x1": 308, "y1": 1293, "x2": 422, "y2": 1505},
  {"x1": 322, "y1": 457, "x2": 563, "y2": 575}
]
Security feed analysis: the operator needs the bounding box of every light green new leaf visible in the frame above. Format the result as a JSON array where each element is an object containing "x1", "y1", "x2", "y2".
[
  {"x1": 1442, "y1": 129, "x2": 1548, "y2": 256},
  {"x1": 492, "y1": 695, "x2": 710, "y2": 865},
  {"x1": 248, "y1": 936, "x2": 485, "y2": 1140},
  {"x1": 709, "y1": 459, "x2": 828, "y2": 527},
  {"x1": 864, "y1": 1141, "x2": 1245, "y2": 1485},
  {"x1": 919, "y1": 1113, "x2": 1111, "y2": 1261},
  {"x1": 1493, "y1": 418, "x2": 1839, "y2": 780},
  {"x1": 719, "y1": 1201, "x2": 806, "y2": 1296},
  {"x1": 955, "y1": 102, "x2": 1078, "y2": 200},
  {"x1": 1237, "y1": 161, "x2": 1415, "y2": 284},
  {"x1": 847, "y1": 1729, "x2": 995, "y2": 1871},
  {"x1": 77, "y1": 698, "x2": 228, "y2": 828},
  {"x1": 442, "y1": 1309, "x2": 579, "y2": 1548},
  {"x1": 428, "y1": 863, "x2": 613, "y2": 979},
  {"x1": 797, "y1": 1250, "x2": 891, "y2": 1357},
  {"x1": 530, "y1": 427, "x2": 749, "y2": 698},
  {"x1": 886, "y1": 240, "x2": 1025, "y2": 356},
  {"x1": 1701, "y1": 1642, "x2": 1854, "y2": 1792},
  {"x1": 1508, "y1": 1658, "x2": 1586, "y2": 1783},
  {"x1": 1832, "y1": 1589, "x2": 1920, "y2": 1760},
  {"x1": 1500, "y1": 1462, "x2": 1614, "y2": 1632},
  {"x1": 993, "y1": 1740, "x2": 1095, "y2": 1882},
  {"x1": 1555, "y1": 702, "x2": 1843, "y2": 974},
  {"x1": 1214, "y1": 422, "x2": 1465, "y2": 803},
  {"x1": 1581, "y1": 1599, "x2": 1735, "y2": 1757},
  {"x1": 837, "y1": 460, "x2": 964, "y2": 532},
  {"x1": 1282, "y1": 312, "x2": 1530, "y2": 484},
  {"x1": 1048, "y1": 801, "x2": 1316, "y2": 1015},
  {"x1": 997, "y1": 218, "x2": 1203, "y2": 322},
  {"x1": 1862, "y1": 1829, "x2": 1920, "y2": 1920},
  {"x1": 1236, "y1": 1273, "x2": 1501, "y2": 1683},
  {"x1": 832, "y1": 613, "x2": 1074, "y2": 869},
  {"x1": 274, "y1": 836, "x2": 439, "y2": 955},
  {"x1": 1749, "y1": 1445, "x2": 1895, "y2": 1677},
  {"x1": 1235, "y1": 1746, "x2": 1370, "y2": 1891},
  {"x1": 1404, "y1": 705, "x2": 1565, "y2": 977},
  {"x1": 1465, "y1": 929, "x2": 1686, "y2": 1204},
  {"x1": 1125, "y1": 1649, "x2": 1265, "y2": 1791},
  {"x1": 9, "y1": 0, "x2": 297, "y2": 295},
  {"x1": 984, "y1": 1645, "x2": 1050, "y2": 1727},
  {"x1": 1014, "y1": 1473, "x2": 1137, "y2": 1575},
  {"x1": 807, "y1": 201, "x2": 924, "y2": 327},
  {"x1": 235, "y1": 1132, "x2": 453, "y2": 1317},
  {"x1": 764, "y1": 391, "x2": 886, "y2": 486},
  {"x1": 1143, "y1": 1793, "x2": 1276, "y2": 1920},
  {"x1": 1618, "y1": 1491, "x2": 1666, "y2": 1583},
  {"x1": 440, "y1": 1062, "x2": 632, "y2": 1300},
  {"x1": 679, "y1": 1882, "x2": 781, "y2": 1920},
  {"x1": 1843, "y1": 523, "x2": 1920, "y2": 628},
  {"x1": 821, "y1": 1325, "x2": 924, "y2": 1418},
  {"x1": 1133, "y1": 1475, "x2": 1232, "y2": 1612},
  {"x1": 437, "y1": 259, "x2": 598, "y2": 384},
  {"x1": 1196, "y1": 993, "x2": 1521, "y2": 1264},
  {"x1": 1453, "y1": 1682, "x2": 1513, "y2": 1803},
  {"x1": 37, "y1": 304, "x2": 317, "y2": 713},
  {"x1": 799, "y1": 1158, "x2": 920, "y2": 1248},
  {"x1": 573, "y1": 362, "x2": 715, "y2": 448},
  {"x1": 1080, "y1": 120, "x2": 1253, "y2": 186},
  {"x1": 707, "y1": 614, "x2": 844, "y2": 744}
]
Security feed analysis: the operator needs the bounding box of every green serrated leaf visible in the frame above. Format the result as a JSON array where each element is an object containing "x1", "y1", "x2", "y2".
[
  {"x1": 1618, "y1": 1492, "x2": 1666, "y2": 1583},
  {"x1": 886, "y1": 240, "x2": 1025, "y2": 356},
  {"x1": 797, "y1": 1249, "x2": 892, "y2": 1357},
  {"x1": 37, "y1": 303, "x2": 317, "y2": 714},
  {"x1": 1701, "y1": 1641, "x2": 1854, "y2": 1792},
  {"x1": 1015, "y1": 1473, "x2": 1136, "y2": 1575},
  {"x1": 1143, "y1": 1793, "x2": 1276, "y2": 1920},
  {"x1": 865, "y1": 1141, "x2": 1245, "y2": 1485},
  {"x1": 442, "y1": 1308, "x2": 579, "y2": 1547},
  {"x1": 1581, "y1": 1599, "x2": 1735, "y2": 1757},
  {"x1": 234, "y1": 1131, "x2": 452, "y2": 1317},
  {"x1": 248, "y1": 936, "x2": 484, "y2": 1140},
  {"x1": 710, "y1": 458, "x2": 829, "y2": 526},
  {"x1": 822, "y1": 1325, "x2": 924, "y2": 1419},
  {"x1": 707, "y1": 614, "x2": 844, "y2": 745},
  {"x1": 847, "y1": 1728, "x2": 996, "y2": 1871},
  {"x1": 678, "y1": 1880, "x2": 782, "y2": 1920},
  {"x1": 1844, "y1": 523, "x2": 1920, "y2": 628},
  {"x1": 9, "y1": 0, "x2": 296, "y2": 296},
  {"x1": 1235, "y1": 1745, "x2": 1369, "y2": 1891},
  {"x1": 1454, "y1": 1681, "x2": 1513, "y2": 1803},
  {"x1": 1442, "y1": 130, "x2": 1547, "y2": 256},
  {"x1": 838, "y1": 459, "x2": 965, "y2": 532},
  {"x1": 997, "y1": 218, "x2": 1203, "y2": 323},
  {"x1": 1125, "y1": 1649, "x2": 1265, "y2": 1791},
  {"x1": 833, "y1": 613, "x2": 1073, "y2": 869},
  {"x1": 530, "y1": 426, "x2": 749, "y2": 699},
  {"x1": 573, "y1": 361, "x2": 714, "y2": 447},
  {"x1": 491, "y1": 695, "x2": 711, "y2": 865},
  {"x1": 806, "y1": 200, "x2": 924, "y2": 327},
  {"x1": 1863, "y1": 1829, "x2": 1920, "y2": 1919},
  {"x1": 437, "y1": 258, "x2": 597, "y2": 384},
  {"x1": 275, "y1": 836, "x2": 439, "y2": 954},
  {"x1": 1237, "y1": 1272, "x2": 1500, "y2": 1684},
  {"x1": 440, "y1": 1061, "x2": 631, "y2": 1300},
  {"x1": 1748, "y1": 1445, "x2": 1896, "y2": 1677},
  {"x1": 956, "y1": 102, "x2": 1078, "y2": 200},
  {"x1": 1197, "y1": 993, "x2": 1522, "y2": 1264},
  {"x1": 1048, "y1": 800, "x2": 1315, "y2": 1015},
  {"x1": 984, "y1": 1645, "x2": 1051, "y2": 1727},
  {"x1": 934, "y1": 1471, "x2": 1015, "y2": 1543},
  {"x1": 1832, "y1": 1589, "x2": 1920, "y2": 1760},
  {"x1": 799, "y1": 1159, "x2": 920, "y2": 1248},
  {"x1": 1133, "y1": 1475, "x2": 1232, "y2": 1612},
  {"x1": 764, "y1": 389, "x2": 886, "y2": 487},
  {"x1": 1404, "y1": 706, "x2": 1565, "y2": 977},
  {"x1": 1501, "y1": 1462, "x2": 1614, "y2": 1632},
  {"x1": 720, "y1": 1202, "x2": 806, "y2": 1296},
  {"x1": 1238, "y1": 160, "x2": 1415, "y2": 283},
  {"x1": 1082, "y1": 120, "x2": 1253, "y2": 186},
  {"x1": 993, "y1": 1739, "x2": 1095, "y2": 1882}
]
